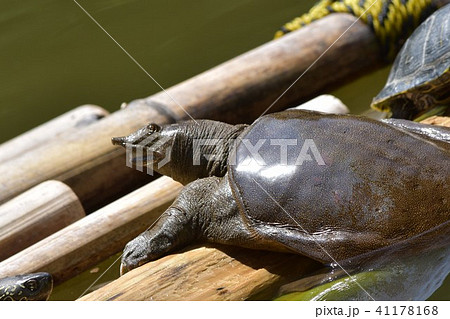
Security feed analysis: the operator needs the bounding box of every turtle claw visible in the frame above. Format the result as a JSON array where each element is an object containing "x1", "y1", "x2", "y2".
[
  {"x1": 119, "y1": 263, "x2": 127, "y2": 276},
  {"x1": 120, "y1": 217, "x2": 184, "y2": 274},
  {"x1": 120, "y1": 235, "x2": 153, "y2": 274}
]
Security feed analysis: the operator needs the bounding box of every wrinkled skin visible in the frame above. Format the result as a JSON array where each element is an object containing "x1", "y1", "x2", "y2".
[
  {"x1": 112, "y1": 110, "x2": 450, "y2": 274},
  {"x1": 0, "y1": 273, "x2": 53, "y2": 301}
]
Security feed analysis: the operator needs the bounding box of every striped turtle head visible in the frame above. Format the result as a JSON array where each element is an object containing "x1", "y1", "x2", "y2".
[{"x1": 0, "y1": 272, "x2": 53, "y2": 301}]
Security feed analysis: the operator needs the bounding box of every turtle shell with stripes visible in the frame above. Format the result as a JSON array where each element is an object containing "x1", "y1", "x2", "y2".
[
  {"x1": 0, "y1": 273, "x2": 53, "y2": 301},
  {"x1": 371, "y1": 4, "x2": 450, "y2": 119}
]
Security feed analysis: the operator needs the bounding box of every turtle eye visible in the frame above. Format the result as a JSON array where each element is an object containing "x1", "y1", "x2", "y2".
[
  {"x1": 147, "y1": 124, "x2": 161, "y2": 133},
  {"x1": 25, "y1": 279, "x2": 38, "y2": 292}
]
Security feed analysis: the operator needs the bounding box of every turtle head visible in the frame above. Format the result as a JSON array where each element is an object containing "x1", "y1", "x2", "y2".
[
  {"x1": 112, "y1": 122, "x2": 183, "y2": 181},
  {"x1": 0, "y1": 272, "x2": 53, "y2": 301},
  {"x1": 113, "y1": 120, "x2": 247, "y2": 185}
]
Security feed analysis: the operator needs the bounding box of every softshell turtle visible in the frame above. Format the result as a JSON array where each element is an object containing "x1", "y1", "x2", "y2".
[
  {"x1": 0, "y1": 272, "x2": 53, "y2": 301},
  {"x1": 112, "y1": 110, "x2": 450, "y2": 273},
  {"x1": 371, "y1": 4, "x2": 450, "y2": 120}
]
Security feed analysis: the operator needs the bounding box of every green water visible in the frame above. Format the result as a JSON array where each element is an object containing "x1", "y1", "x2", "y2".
[
  {"x1": 1, "y1": 0, "x2": 447, "y2": 300},
  {"x1": 0, "y1": 0, "x2": 390, "y2": 143}
]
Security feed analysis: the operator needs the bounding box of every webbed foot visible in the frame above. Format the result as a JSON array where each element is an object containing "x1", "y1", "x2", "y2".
[
  {"x1": 119, "y1": 176, "x2": 275, "y2": 275},
  {"x1": 120, "y1": 207, "x2": 194, "y2": 275}
]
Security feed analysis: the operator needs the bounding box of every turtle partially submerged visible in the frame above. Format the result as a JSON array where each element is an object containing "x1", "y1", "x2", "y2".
[
  {"x1": 112, "y1": 110, "x2": 450, "y2": 273},
  {"x1": 0, "y1": 273, "x2": 53, "y2": 301},
  {"x1": 371, "y1": 4, "x2": 450, "y2": 120}
]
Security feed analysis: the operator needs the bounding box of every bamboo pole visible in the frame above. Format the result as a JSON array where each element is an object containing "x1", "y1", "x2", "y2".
[
  {"x1": 0, "y1": 105, "x2": 109, "y2": 163},
  {"x1": 0, "y1": 177, "x2": 182, "y2": 284},
  {"x1": 0, "y1": 180, "x2": 85, "y2": 261},
  {"x1": 0, "y1": 14, "x2": 384, "y2": 212},
  {"x1": 79, "y1": 246, "x2": 321, "y2": 301}
]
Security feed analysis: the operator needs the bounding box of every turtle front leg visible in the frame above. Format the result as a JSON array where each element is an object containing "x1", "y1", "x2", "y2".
[
  {"x1": 121, "y1": 176, "x2": 225, "y2": 274},
  {"x1": 120, "y1": 206, "x2": 198, "y2": 274},
  {"x1": 121, "y1": 175, "x2": 288, "y2": 274}
]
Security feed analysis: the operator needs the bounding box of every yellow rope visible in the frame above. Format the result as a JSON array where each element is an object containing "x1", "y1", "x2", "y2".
[{"x1": 275, "y1": 0, "x2": 436, "y2": 60}]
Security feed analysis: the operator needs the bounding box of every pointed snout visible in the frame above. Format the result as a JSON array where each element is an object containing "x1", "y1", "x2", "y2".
[{"x1": 111, "y1": 136, "x2": 127, "y2": 147}]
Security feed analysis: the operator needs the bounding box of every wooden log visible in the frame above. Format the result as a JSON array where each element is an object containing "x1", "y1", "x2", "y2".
[
  {"x1": 0, "y1": 95, "x2": 347, "y2": 289},
  {"x1": 0, "y1": 14, "x2": 384, "y2": 211},
  {"x1": 0, "y1": 180, "x2": 85, "y2": 261},
  {"x1": 290, "y1": 94, "x2": 349, "y2": 114},
  {"x1": 79, "y1": 245, "x2": 321, "y2": 301},
  {"x1": 0, "y1": 177, "x2": 182, "y2": 284},
  {"x1": 420, "y1": 116, "x2": 450, "y2": 127},
  {"x1": 0, "y1": 105, "x2": 109, "y2": 163}
]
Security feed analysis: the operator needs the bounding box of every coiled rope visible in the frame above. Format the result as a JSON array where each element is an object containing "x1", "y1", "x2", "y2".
[{"x1": 275, "y1": 0, "x2": 437, "y2": 60}]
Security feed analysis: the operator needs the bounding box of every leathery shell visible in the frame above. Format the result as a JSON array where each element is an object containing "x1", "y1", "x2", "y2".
[{"x1": 228, "y1": 110, "x2": 449, "y2": 261}]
